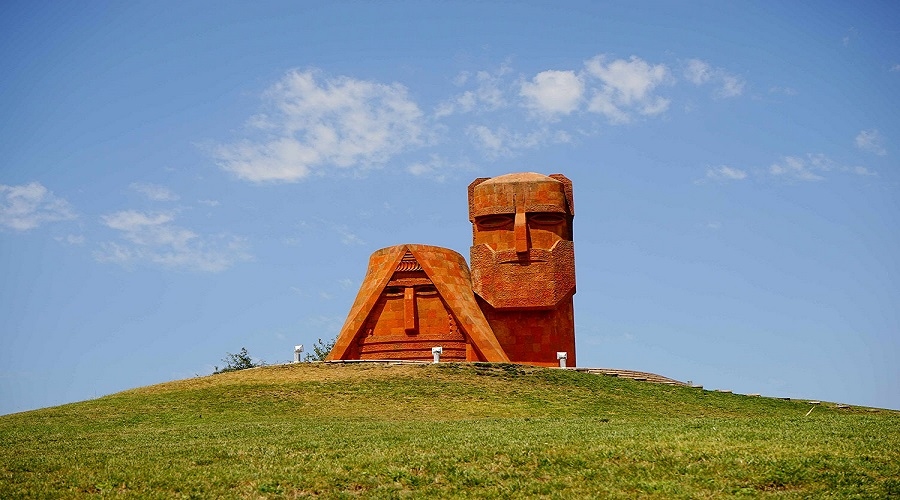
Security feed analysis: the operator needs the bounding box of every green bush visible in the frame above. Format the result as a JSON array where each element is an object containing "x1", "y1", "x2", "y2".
[
  {"x1": 305, "y1": 337, "x2": 336, "y2": 361},
  {"x1": 214, "y1": 347, "x2": 260, "y2": 373}
]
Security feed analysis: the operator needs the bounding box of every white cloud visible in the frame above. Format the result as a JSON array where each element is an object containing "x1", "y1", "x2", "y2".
[
  {"x1": 706, "y1": 166, "x2": 748, "y2": 181},
  {"x1": 435, "y1": 65, "x2": 512, "y2": 117},
  {"x1": 407, "y1": 162, "x2": 433, "y2": 176},
  {"x1": 584, "y1": 55, "x2": 671, "y2": 123},
  {"x1": 467, "y1": 125, "x2": 571, "y2": 158},
  {"x1": 469, "y1": 125, "x2": 505, "y2": 155},
  {"x1": 212, "y1": 69, "x2": 426, "y2": 183},
  {"x1": 855, "y1": 129, "x2": 887, "y2": 156},
  {"x1": 850, "y1": 165, "x2": 877, "y2": 176},
  {"x1": 684, "y1": 59, "x2": 745, "y2": 98},
  {"x1": 718, "y1": 75, "x2": 745, "y2": 98},
  {"x1": 767, "y1": 154, "x2": 876, "y2": 181},
  {"x1": 520, "y1": 70, "x2": 584, "y2": 117},
  {"x1": 0, "y1": 182, "x2": 76, "y2": 231},
  {"x1": 452, "y1": 71, "x2": 470, "y2": 86},
  {"x1": 130, "y1": 182, "x2": 179, "y2": 201},
  {"x1": 406, "y1": 154, "x2": 471, "y2": 181},
  {"x1": 685, "y1": 59, "x2": 712, "y2": 85},
  {"x1": 95, "y1": 210, "x2": 250, "y2": 272},
  {"x1": 55, "y1": 234, "x2": 85, "y2": 245},
  {"x1": 768, "y1": 155, "x2": 827, "y2": 181}
]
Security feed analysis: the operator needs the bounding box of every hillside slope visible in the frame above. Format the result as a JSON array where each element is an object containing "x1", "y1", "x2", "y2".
[{"x1": 1, "y1": 362, "x2": 898, "y2": 498}]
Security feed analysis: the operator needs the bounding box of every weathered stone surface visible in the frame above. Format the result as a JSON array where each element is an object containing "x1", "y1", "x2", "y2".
[
  {"x1": 328, "y1": 244, "x2": 509, "y2": 362},
  {"x1": 468, "y1": 173, "x2": 577, "y2": 367},
  {"x1": 330, "y1": 172, "x2": 577, "y2": 367}
]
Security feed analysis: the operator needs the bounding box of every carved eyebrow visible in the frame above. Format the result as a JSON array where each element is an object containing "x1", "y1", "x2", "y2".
[
  {"x1": 476, "y1": 214, "x2": 514, "y2": 228},
  {"x1": 528, "y1": 213, "x2": 566, "y2": 225}
]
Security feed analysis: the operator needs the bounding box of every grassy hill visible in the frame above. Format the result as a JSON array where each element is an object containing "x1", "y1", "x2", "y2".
[{"x1": 1, "y1": 362, "x2": 898, "y2": 498}]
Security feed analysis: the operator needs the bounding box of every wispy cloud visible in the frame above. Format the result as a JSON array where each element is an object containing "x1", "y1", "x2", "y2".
[
  {"x1": 55, "y1": 234, "x2": 86, "y2": 246},
  {"x1": 769, "y1": 155, "x2": 826, "y2": 181},
  {"x1": 0, "y1": 182, "x2": 76, "y2": 231},
  {"x1": 130, "y1": 182, "x2": 179, "y2": 201},
  {"x1": 767, "y1": 154, "x2": 856, "y2": 182},
  {"x1": 95, "y1": 210, "x2": 250, "y2": 272},
  {"x1": 684, "y1": 59, "x2": 745, "y2": 98},
  {"x1": 435, "y1": 64, "x2": 512, "y2": 117},
  {"x1": 702, "y1": 154, "x2": 875, "y2": 184},
  {"x1": 211, "y1": 55, "x2": 757, "y2": 178},
  {"x1": 520, "y1": 70, "x2": 584, "y2": 117},
  {"x1": 718, "y1": 75, "x2": 745, "y2": 98},
  {"x1": 585, "y1": 55, "x2": 672, "y2": 123},
  {"x1": 855, "y1": 129, "x2": 887, "y2": 156},
  {"x1": 849, "y1": 165, "x2": 877, "y2": 176},
  {"x1": 891, "y1": 64, "x2": 900, "y2": 73},
  {"x1": 406, "y1": 154, "x2": 472, "y2": 181},
  {"x1": 211, "y1": 69, "x2": 426, "y2": 183},
  {"x1": 467, "y1": 125, "x2": 571, "y2": 158},
  {"x1": 705, "y1": 166, "x2": 748, "y2": 181}
]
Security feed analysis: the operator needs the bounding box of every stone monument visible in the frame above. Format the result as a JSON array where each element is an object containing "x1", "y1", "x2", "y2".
[
  {"x1": 328, "y1": 172, "x2": 576, "y2": 367},
  {"x1": 468, "y1": 173, "x2": 576, "y2": 367},
  {"x1": 329, "y1": 244, "x2": 509, "y2": 362}
]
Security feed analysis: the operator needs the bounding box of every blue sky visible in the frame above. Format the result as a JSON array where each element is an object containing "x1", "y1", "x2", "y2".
[{"x1": 1, "y1": 1, "x2": 898, "y2": 415}]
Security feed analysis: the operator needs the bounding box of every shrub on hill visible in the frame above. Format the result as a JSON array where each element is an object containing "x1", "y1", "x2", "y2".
[
  {"x1": 304, "y1": 337, "x2": 335, "y2": 361},
  {"x1": 214, "y1": 347, "x2": 260, "y2": 373}
]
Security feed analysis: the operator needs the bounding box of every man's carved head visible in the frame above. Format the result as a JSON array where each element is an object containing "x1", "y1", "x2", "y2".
[{"x1": 468, "y1": 172, "x2": 575, "y2": 309}]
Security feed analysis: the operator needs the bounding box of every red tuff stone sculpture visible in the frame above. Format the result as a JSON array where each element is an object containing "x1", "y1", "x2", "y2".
[
  {"x1": 468, "y1": 172, "x2": 576, "y2": 367},
  {"x1": 328, "y1": 173, "x2": 576, "y2": 367},
  {"x1": 328, "y1": 244, "x2": 509, "y2": 362}
]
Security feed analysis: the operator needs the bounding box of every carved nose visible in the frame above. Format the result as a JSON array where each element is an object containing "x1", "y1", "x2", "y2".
[
  {"x1": 404, "y1": 287, "x2": 417, "y2": 334},
  {"x1": 515, "y1": 210, "x2": 529, "y2": 253}
]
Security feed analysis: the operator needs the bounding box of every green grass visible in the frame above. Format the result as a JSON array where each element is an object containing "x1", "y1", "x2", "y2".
[{"x1": 1, "y1": 362, "x2": 898, "y2": 498}]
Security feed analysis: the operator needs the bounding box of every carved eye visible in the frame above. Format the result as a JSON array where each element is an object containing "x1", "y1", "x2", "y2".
[
  {"x1": 416, "y1": 285, "x2": 438, "y2": 296},
  {"x1": 528, "y1": 213, "x2": 566, "y2": 225},
  {"x1": 384, "y1": 287, "x2": 404, "y2": 297},
  {"x1": 477, "y1": 215, "x2": 514, "y2": 229}
]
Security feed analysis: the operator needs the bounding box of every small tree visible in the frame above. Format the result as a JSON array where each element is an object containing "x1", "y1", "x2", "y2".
[
  {"x1": 214, "y1": 347, "x2": 260, "y2": 374},
  {"x1": 305, "y1": 337, "x2": 336, "y2": 362}
]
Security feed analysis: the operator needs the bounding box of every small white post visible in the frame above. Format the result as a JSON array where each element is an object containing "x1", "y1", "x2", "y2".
[
  {"x1": 294, "y1": 345, "x2": 304, "y2": 363},
  {"x1": 432, "y1": 346, "x2": 443, "y2": 363},
  {"x1": 557, "y1": 351, "x2": 568, "y2": 368}
]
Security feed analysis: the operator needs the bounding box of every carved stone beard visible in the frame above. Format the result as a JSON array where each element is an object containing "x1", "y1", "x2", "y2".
[{"x1": 470, "y1": 240, "x2": 575, "y2": 310}]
